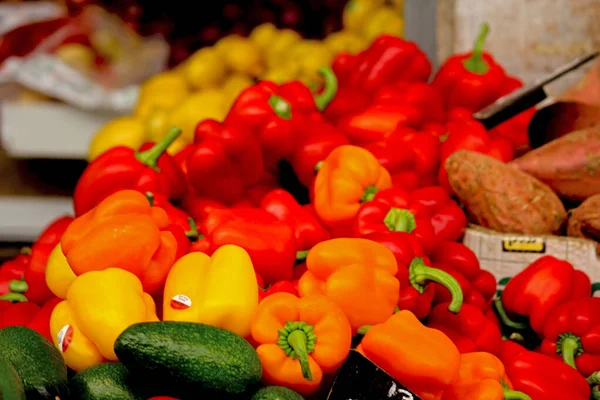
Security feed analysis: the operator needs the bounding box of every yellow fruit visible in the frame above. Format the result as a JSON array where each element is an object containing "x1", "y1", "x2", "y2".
[
  {"x1": 167, "y1": 91, "x2": 227, "y2": 142},
  {"x1": 135, "y1": 72, "x2": 190, "y2": 120},
  {"x1": 324, "y1": 30, "x2": 368, "y2": 55},
  {"x1": 219, "y1": 37, "x2": 263, "y2": 77},
  {"x1": 249, "y1": 23, "x2": 279, "y2": 50},
  {"x1": 222, "y1": 73, "x2": 254, "y2": 109},
  {"x1": 183, "y1": 47, "x2": 227, "y2": 90},
  {"x1": 260, "y1": 63, "x2": 300, "y2": 85},
  {"x1": 87, "y1": 117, "x2": 146, "y2": 161},
  {"x1": 343, "y1": 0, "x2": 385, "y2": 32},
  {"x1": 166, "y1": 137, "x2": 188, "y2": 156},
  {"x1": 362, "y1": 7, "x2": 404, "y2": 42},
  {"x1": 295, "y1": 44, "x2": 334, "y2": 88},
  {"x1": 146, "y1": 107, "x2": 170, "y2": 143},
  {"x1": 265, "y1": 29, "x2": 302, "y2": 67},
  {"x1": 54, "y1": 43, "x2": 95, "y2": 72}
]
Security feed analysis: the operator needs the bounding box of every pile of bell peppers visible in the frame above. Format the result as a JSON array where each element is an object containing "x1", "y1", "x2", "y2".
[{"x1": 0, "y1": 26, "x2": 597, "y2": 400}]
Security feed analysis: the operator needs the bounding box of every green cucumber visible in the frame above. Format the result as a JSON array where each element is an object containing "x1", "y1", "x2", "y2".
[
  {"x1": 0, "y1": 326, "x2": 67, "y2": 399},
  {"x1": 251, "y1": 386, "x2": 305, "y2": 400},
  {"x1": 114, "y1": 321, "x2": 262, "y2": 399},
  {"x1": 69, "y1": 362, "x2": 144, "y2": 400},
  {"x1": 0, "y1": 360, "x2": 25, "y2": 400}
]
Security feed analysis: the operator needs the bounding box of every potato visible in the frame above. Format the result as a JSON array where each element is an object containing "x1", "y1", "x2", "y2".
[{"x1": 567, "y1": 194, "x2": 600, "y2": 251}]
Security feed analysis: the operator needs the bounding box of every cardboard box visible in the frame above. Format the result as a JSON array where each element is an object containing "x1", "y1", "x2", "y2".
[{"x1": 463, "y1": 225, "x2": 600, "y2": 282}]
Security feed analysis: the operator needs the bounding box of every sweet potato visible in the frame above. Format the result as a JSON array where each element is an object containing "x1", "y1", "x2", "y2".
[
  {"x1": 445, "y1": 150, "x2": 566, "y2": 235},
  {"x1": 567, "y1": 194, "x2": 600, "y2": 252},
  {"x1": 510, "y1": 127, "x2": 600, "y2": 201}
]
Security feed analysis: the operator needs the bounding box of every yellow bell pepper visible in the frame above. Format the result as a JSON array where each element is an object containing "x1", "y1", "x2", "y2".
[
  {"x1": 87, "y1": 116, "x2": 146, "y2": 162},
  {"x1": 167, "y1": 90, "x2": 227, "y2": 142},
  {"x1": 49, "y1": 268, "x2": 158, "y2": 371},
  {"x1": 182, "y1": 47, "x2": 227, "y2": 90},
  {"x1": 45, "y1": 243, "x2": 76, "y2": 299},
  {"x1": 324, "y1": 30, "x2": 368, "y2": 55},
  {"x1": 342, "y1": 0, "x2": 385, "y2": 32},
  {"x1": 163, "y1": 245, "x2": 258, "y2": 338},
  {"x1": 362, "y1": 7, "x2": 404, "y2": 42},
  {"x1": 216, "y1": 36, "x2": 263, "y2": 77},
  {"x1": 249, "y1": 23, "x2": 279, "y2": 51},
  {"x1": 134, "y1": 72, "x2": 190, "y2": 120}
]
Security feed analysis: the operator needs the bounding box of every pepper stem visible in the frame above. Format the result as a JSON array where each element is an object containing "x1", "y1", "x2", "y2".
[
  {"x1": 277, "y1": 321, "x2": 317, "y2": 381},
  {"x1": 557, "y1": 333, "x2": 582, "y2": 369},
  {"x1": 493, "y1": 298, "x2": 528, "y2": 330},
  {"x1": 591, "y1": 282, "x2": 600, "y2": 296},
  {"x1": 409, "y1": 258, "x2": 463, "y2": 313},
  {"x1": 384, "y1": 208, "x2": 416, "y2": 233},
  {"x1": 587, "y1": 371, "x2": 600, "y2": 386},
  {"x1": 185, "y1": 218, "x2": 199, "y2": 242},
  {"x1": 361, "y1": 185, "x2": 378, "y2": 203},
  {"x1": 593, "y1": 386, "x2": 600, "y2": 400},
  {"x1": 313, "y1": 66, "x2": 338, "y2": 111},
  {"x1": 296, "y1": 250, "x2": 309, "y2": 261},
  {"x1": 357, "y1": 325, "x2": 371, "y2": 335},
  {"x1": 135, "y1": 127, "x2": 182, "y2": 171},
  {"x1": 314, "y1": 161, "x2": 324, "y2": 174},
  {"x1": 145, "y1": 192, "x2": 155, "y2": 207},
  {"x1": 8, "y1": 279, "x2": 28, "y2": 294},
  {"x1": 20, "y1": 247, "x2": 31, "y2": 255},
  {"x1": 463, "y1": 23, "x2": 490, "y2": 75},
  {"x1": 268, "y1": 95, "x2": 292, "y2": 120},
  {"x1": 503, "y1": 389, "x2": 532, "y2": 400}
]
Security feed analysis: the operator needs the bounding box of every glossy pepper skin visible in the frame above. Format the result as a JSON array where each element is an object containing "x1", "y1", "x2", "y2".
[
  {"x1": 505, "y1": 350, "x2": 591, "y2": 400},
  {"x1": 442, "y1": 352, "x2": 531, "y2": 400},
  {"x1": 162, "y1": 246, "x2": 258, "y2": 338},
  {"x1": 357, "y1": 310, "x2": 461, "y2": 400},
  {"x1": 24, "y1": 215, "x2": 74, "y2": 304},
  {"x1": 428, "y1": 302, "x2": 502, "y2": 355},
  {"x1": 200, "y1": 208, "x2": 296, "y2": 285},
  {"x1": 298, "y1": 238, "x2": 399, "y2": 333},
  {"x1": 261, "y1": 189, "x2": 330, "y2": 252},
  {"x1": 430, "y1": 242, "x2": 497, "y2": 312},
  {"x1": 61, "y1": 190, "x2": 178, "y2": 294},
  {"x1": 45, "y1": 243, "x2": 77, "y2": 299},
  {"x1": 313, "y1": 145, "x2": 392, "y2": 235},
  {"x1": 432, "y1": 23, "x2": 507, "y2": 112},
  {"x1": 258, "y1": 280, "x2": 298, "y2": 302},
  {"x1": 499, "y1": 256, "x2": 592, "y2": 334},
  {"x1": 73, "y1": 127, "x2": 187, "y2": 216},
  {"x1": 0, "y1": 250, "x2": 30, "y2": 297},
  {"x1": 373, "y1": 81, "x2": 446, "y2": 125},
  {"x1": 0, "y1": 297, "x2": 61, "y2": 342},
  {"x1": 355, "y1": 186, "x2": 467, "y2": 254},
  {"x1": 186, "y1": 119, "x2": 264, "y2": 205},
  {"x1": 49, "y1": 268, "x2": 158, "y2": 371},
  {"x1": 250, "y1": 293, "x2": 352, "y2": 396},
  {"x1": 539, "y1": 297, "x2": 600, "y2": 376}
]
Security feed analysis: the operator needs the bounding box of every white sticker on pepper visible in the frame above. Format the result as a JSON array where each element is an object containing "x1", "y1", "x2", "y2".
[
  {"x1": 170, "y1": 294, "x2": 192, "y2": 310},
  {"x1": 57, "y1": 324, "x2": 73, "y2": 352}
]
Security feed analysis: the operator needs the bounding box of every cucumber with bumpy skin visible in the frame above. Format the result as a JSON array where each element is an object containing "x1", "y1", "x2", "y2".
[
  {"x1": 251, "y1": 386, "x2": 305, "y2": 400},
  {"x1": 69, "y1": 362, "x2": 144, "y2": 400}
]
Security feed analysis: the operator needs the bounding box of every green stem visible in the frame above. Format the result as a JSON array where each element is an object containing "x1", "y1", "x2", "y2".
[
  {"x1": 277, "y1": 321, "x2": 316, "y2": 381},
  {"x1": 361, "y1": 185, "x2": 378, "y2": 203},
  {"x1": 314, "y1": 161, "x2": 324, "y2": 174},
  {"x1": 0, "y1": 293, "x2": 28, "y2": 302},
  {"x1": 185, "y1": 218, "x2": 199, "y2": 242},
  {"x1": 493, "y1": 298, "x2": 528, "y2": 330},
  {"x1": 409, "y1": 258, "x2": 463, "y2": 313},
  {"x1": 268, "y1": 95, "x2": 292, "y2": 120},
  {"x1": 135, "y1": 127, "x2": 182, "y2": 171},
  {"x1": 296, "y1": 250, "x2": 309, "y2": 261},
  {"x1": 8, "y1": 279, "x2": 28, "y2": 294},
  {"x1": 587, "y1": 371, "x2": 600, "y2": 386},
  {"x1": 357, "y1": 325, "x2": 371, "y2": 335},
  {"x1": 313, "y1": 66, "x2": 338, "y2": 111},
  {"x1": 503, "y1": 389, "x2": 532, "y2": 400},
  {"x1": 558, "y1": 334, "x2": 582, "y2": 369},
  {"x1": 383, "y1": 208, "x2": 416, "y2": 233},
  {"x1": 592, "y1": 282, "x2": 600, "y2": 296},
  {"x1": 593, "y1": 386, "x2": 600, "y2": 400},
  {"x1": 462, "y1": 23, "x2": 490, "y2": 74},
  {"x1": 145, "y1": 192, "x2": 155, "y2": 207}
]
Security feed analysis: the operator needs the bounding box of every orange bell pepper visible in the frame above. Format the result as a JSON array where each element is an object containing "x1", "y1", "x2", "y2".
[
  {"x1": 357, "y1": 310, "x2": 460, "y2": 400},
  {"x1": 250, "y1": 293, "x2": 352, "y2": 396},
  {"x1": 442, "y1": 352, "x2": 531, "y2": 400},
  {"x1": 61, "y1": 190, "x2": 178, "y2": 294},
  {"x1": 313, "y1": 145, "x2": 392, "y2": 234},
  {"x1": 297, "y1": 238, "x2": 399, "y2": 333}
]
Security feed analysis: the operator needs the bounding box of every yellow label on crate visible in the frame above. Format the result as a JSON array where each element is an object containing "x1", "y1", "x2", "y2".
[{"x1": 502, "y1": 237, "x2": 546, "y2": 253}]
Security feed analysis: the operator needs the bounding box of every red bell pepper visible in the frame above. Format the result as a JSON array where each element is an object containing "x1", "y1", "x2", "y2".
[
  {"x1": 499, "y1": 256, "x2": 592, "y2": 334},
  {"x1": 73, "y1": 127, "x2": 187, "y2": 216},
  {"x1": 504, "y1": 350, "x2": 591, "y2": 400},
  {"x1": 498, "y1": 339, "x2": 528, "y2": 366},
  {"x1": 239, "y1": 172, "x2": 281, "y2": 207},
  {"x1": 180, "y1": 193, "x2": 226, "y2": 224},
  {"x1": 362, "y1": 231, "x2": 463, "y2": 318},
  {"x1": 224, "y1": 81, "x2": 295, "y2": 168},
  {"x1": 186, "y1": 119, "x2": 264, "y2": 205},
  {"x1": 354, "y1": 186, "x2": 467, "y2": 254},
  {"x1": 0, "y1": 250, "x2": 30, "y2": 296},
  {"x1": 322, "y1": 87, "x2": 371, "y2": 124},
  {"x1": 539, "y1": 297, "x2": 600, "y2": 376},
  {"x1": 429, "y1": 242, "x2": 497, "y2": 312},
  {"x1": 332, "y1": 52, "x2": 359, "y2": 88},
  {"x1": 427, "y1": 301, "x2": 502, "y2": 355},
  {"x1": 258, "y1": 280, "x2": 298, "y2": 302},
  {"x1": 261, "y1": 189, "x2": 330, "y2": 252},
  {"x1": 201, "y1": 208, "x2": 296, "y2": 284},
  {"x1": 24, "y1": 215, "x2": 74, "y2": 305},
  {"x1": 279, "y1": 67, "x2": 338, "y2": 113},
  {"x1": 373, "y1": 81, "x2": 446, "y2": 125},
  {"x1": 0, "y1": 297, "x2": 61, "y2": 342},
  {"x1": 347, "y1": 35, "x2": 432, "y2": 93},
  {"x1": 432, "y1": 23, "x2": 507, "y2": 112}
]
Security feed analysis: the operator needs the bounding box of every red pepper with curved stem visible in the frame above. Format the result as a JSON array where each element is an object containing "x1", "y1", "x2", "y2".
[
  {"x1": 428, "y1": 301, "x2": 502, "y2": 355},
  {"x1": 261, "y1": 189, "x2": 330, "y2": 252},
  {"x1": 432, "y1": 23, "x2": 507, "y2": 112},
  {"x1": 201, "y1": 208, "x2": 296, "y2": 284},
  {"x1": 363, "y1": 231, "x2": 464, "y2": 318},
  {"x1": 539, "y1": 297, "x2": 600, "y2": 376},
  {"x1": 505, "y1": 350, "x2": 591, "y2": 400},
  {"x1": 373, "y1": 81, "x2": 446, "y2": 125},
  {"x1": 0, "y1": 250, "x2": 30, "y2": 296},
  {"x1": 186, "y1": 119, "x2": 264, "y2": 205},
  {"x1": 73, "y1": 127, "x2": 187, "y2": 216},
  {"x1": 281, "y1": 67, "x2": 339, "y2": 113},
  {"x1": 430, "y1": 242, "x2": 497, "y2": 312},
  {"x1": 499, "y1": 256, "x2": 592, "y2": 334},
  {"x1": 348, "y1": 35, "x2": 432, "y2": 93},
  {"x1": 498, "y1": 340, "x2": 528, "y2": 366}
]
